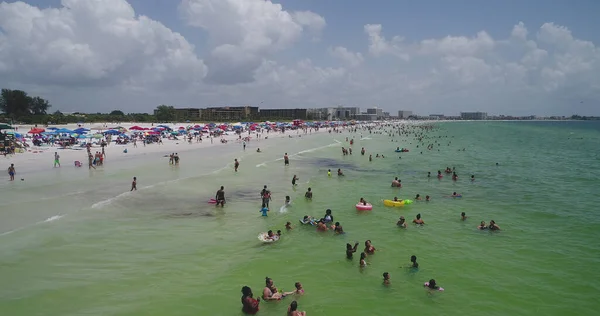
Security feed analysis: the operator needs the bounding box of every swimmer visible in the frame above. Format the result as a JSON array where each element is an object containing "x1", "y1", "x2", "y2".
[
  {"x1": 265, "y1": 230, "x2": 276, "y2": 240},
  {"x1": 425, "y1": 195, "x2": 430, "y2": 201},
  {"x1": 471, "y1": 175, "x2": 475, "y2": 181},
  {"x1": 408, "y1": 255, "x2": 419, "y2": 268},
  {"x1": 130, "y1": 177, "x2": 137, "y2": 191},
  {"x1": 427, "y1": 171, "x2": 431, "y2": 178},
  {"x1": 361, "y1": 147, "x2": 365, "y2": 155},
  {"x1": 369, "y1": 154, "x2": 372, "y2": 161},
  {"x1": 323, "y1": 209, "x2": 334, "y2": 223},
  {"x1": 332, "y1": 221, "x2": 344, "y2": 234},
  {"x1": 285, "y1": 196, "x2": 291, "y2": 205},
  {"x1": 287, "y1": 300, "x2": 306, "y2": 316},
  {"x1": 424, "y1": 279, "x2": 444, "y2": 291},
  {"x1": 364, "y1": 240, "x2": 376, "y2": 254},
  {"x1": 283, "y1": 153, "x2": 289, "y2": 166},
  {"x1": 391, "y1": 177, "x2": 401, "y2": 187},
  {"x1": 276, "y1": 230, "x2": 282, "y2": 237},
  {"x1": 451, "y1": 192, "x2": 461, "y2": 197},
  {"x1": 392, "y1": 196, "x2": 402, "y2": 202},
  {"x1": 396, "y1": 216, "x2": 407, "y2": 228},
  {"x1": 241, "y1": 286, "x2": 260, "y2": 314},
  {"x1": 413, "y1": 213, "x2": 424, "y2": 225},
  {"x1": 234, "y1": 158, "x2": 239, "y2": 172},
  {"x1": 415, "y1": 194, "x2": 422, "y2": 201},
  {"x1": 383, "y1": 272, "x2": 390, "y2": 285},
  {"x1": 478, "y1": 221, "x2": 488, "y2": 230},
  {"x1": 256, "y1": 148, "x2": 261, "y2": 152},
  {"x1": 337, "y1": 168, "x2": 344, "y2": 176},
  {"x1": 301, "y1": 216, "x2": 315, "y2": 225},
  {"x1": 285, "y1": 222, "x2": 293, "y2": 230},
  {"x1": 304, "y1": 188, "x2": 313, "y2": 199},
  {"x1": 262, "y1": 277, "x2": 283, "y2": 300},
  {"x1": 488, "y1": 220, "x2": 500, "y2": 231},
  {"x1": 260, "y1": 206, "x2": 269, "y2": 216},
  {"x1": 316, "y1": 220, "x2": 328, "y2": 232},
  {"x1": 327, "y1": 169, "x2": 331, "y2": 177},
  {"x1": 359, "y1": 197, "x2": 368, "y2": 206},
  {"x1": 461, "y1": 212, "x2": 467, "y2": 221},
  {"x1": 215, "y1": 186, "x2": 226, "y2": 207},
  {"x1": 346, "y1": 242, "x2": 359, "y2": 259},
  {"x1": 437, "y1": 170, "x2": 443, "y2": 178},
  {"x1": 292, "y1": 175, "x2": 299, "y2": 186},
  {"x1": 359, "y1": 252, "x2": 368, "y2": 267},
  {"x1": 452, "y1": 172, "x2": 458, "y2": 181},
  {"x1": 283, "y1": 282, "x2": 305, "y2": 296}
]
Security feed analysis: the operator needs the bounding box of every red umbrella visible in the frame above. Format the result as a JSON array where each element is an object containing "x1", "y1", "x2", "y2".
[
  {"x1": 129, "y1": 126, "x2": 144, "y2": 130},
  {"x1": 29, "y1": 128, "x2": 45, "y2": 134}
]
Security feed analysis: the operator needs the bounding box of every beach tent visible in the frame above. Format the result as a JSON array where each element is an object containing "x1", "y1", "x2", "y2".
[{"x1": 28, "y1": 128, "x2": 45, "y2": 134}]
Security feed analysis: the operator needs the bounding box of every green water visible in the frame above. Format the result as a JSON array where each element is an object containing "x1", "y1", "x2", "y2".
[{"x1": 2, "y1": 122, "x2": 600, "y2": 316}]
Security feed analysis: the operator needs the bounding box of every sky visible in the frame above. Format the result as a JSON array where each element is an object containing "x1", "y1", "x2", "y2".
[{"x1": 0, "y1": 0, "x2": 599, "y2": 116}]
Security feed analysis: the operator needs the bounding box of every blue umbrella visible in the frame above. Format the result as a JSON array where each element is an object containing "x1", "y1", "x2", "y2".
[
  {"x1": 46, "y1": 127, "x2": 58, "y2": 130},
  {"x1": 104, "y1": 129, "x2": 120, "y2": 135},
  {"x1": 55, "y1": 128, "x2": 74, "y2": 133},
  {"x1": 74, "y1": 127, "x2": 90, "y2": 133}
]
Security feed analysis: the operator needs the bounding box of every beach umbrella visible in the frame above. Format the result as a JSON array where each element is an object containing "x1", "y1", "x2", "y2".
[
  {"x1": 92, "y1": 134, "x2": 103, "y2": 139},
  {"x1": 77, "y1": 134, "x2": 87, "y2": 139},
  {"x1": 29, "y1": 128, "x2": 45, "y2": 134},
  {"x1": 55, "y1": 128, "x2": 74, "y2": 133},
  {"x1": 129, "y1": 126, "x2": 144, "y2": 130},
  {"x1": 46, "y1": 127, "x2": 58, "y2": 130},
  {"x1": 0, "y1": 123, "x2": 13, "y2": 130},
  {"x1": 74, "y1": 127, "x2": 90, "y2": 133},
  {"x1": 104, "y1": 129, "x2": 120, "y2": 135}
]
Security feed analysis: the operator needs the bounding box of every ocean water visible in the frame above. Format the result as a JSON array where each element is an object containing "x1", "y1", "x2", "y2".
[{"x1": 1, "y1": 121, "x2": 600, "y2": 316}]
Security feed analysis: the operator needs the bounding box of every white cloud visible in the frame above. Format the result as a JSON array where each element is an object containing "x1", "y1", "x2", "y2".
[
  {"x1": 329, "y1": 46, "x2": 364, "y2": 67},
  {"x1": 0, "y1": 1, "x2": 599, "y2": 116},
  {"x1": 179, "y1": 0, "x2": 326, "y2": 84},
  {"x1": 0, "y1": 0, "x2": 207, "y2": 89}
]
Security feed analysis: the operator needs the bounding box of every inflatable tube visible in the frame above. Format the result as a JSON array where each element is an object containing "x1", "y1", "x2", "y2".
[
  {"x1": 394, "y1": 149, "x2": 402, "y2": 153},
  {"x1": 355, "y1": 203, "x2": 373, "y2": 211},
  {"x1": 383, "y1": 199, "x2": 405, "y2": 207},
  {"x1": 424, "y1": 282, "x2": 444, "y2": 291},
  {"x1": 258, "y1": 232, "x2": 280, "y2": 243},
  {"x1": 452, "y1": 195, "x2": 462, "y2": 198},
  {"x1": 299, "y1": 218, "x2": 317, "y2": 226},
  {"x1": 208, "y1": 199, "x2": 217, "y2": 204}
]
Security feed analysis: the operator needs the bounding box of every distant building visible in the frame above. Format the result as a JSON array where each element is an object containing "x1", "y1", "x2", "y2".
[
  {"x1": 174, "y1": 108, "x2": 201, "y2": 121},
  {"x1": 366, "y1": 107, "x2": 384, "y2": 119},
  {"x1": 429, "y1": 114, "x2": 445, "y2": 120},
  {"x1": 202, "y1": 106, "x2": 259, "y2": 121},
  {"x1": 398, "y1": 110, "x2": 413, "y2": 119},
  {"x1": 460, "y1": 112, "x2": 488, "y2": 120},
  {"x1": 354, "y1": 113, "x2": 378, "y2": 121},
  {"x1": 307, "y1": 108, "x2": 335, "y2": 120},
  {"x1": 333, "y1": 106, "x2": 361, "y2": 120},
  {"x1": 259, "y1": 108, "x2": 307, "y2": 120}
]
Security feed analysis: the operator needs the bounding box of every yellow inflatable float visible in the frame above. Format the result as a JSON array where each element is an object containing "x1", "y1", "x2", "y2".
[{"x1": 383, "y1": 199, "x2": 413, "y2": 207}]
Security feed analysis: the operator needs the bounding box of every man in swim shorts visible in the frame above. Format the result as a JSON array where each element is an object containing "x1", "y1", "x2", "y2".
[
  {"x1": 8, "y1": 163, "x2": 15, "y2": 181},
  {"x1": 284, "y1": 153, "x2": 289, "y2": 166},
  {"x1": 215, "y1": 186, "x2": 226, "y2": 207}
]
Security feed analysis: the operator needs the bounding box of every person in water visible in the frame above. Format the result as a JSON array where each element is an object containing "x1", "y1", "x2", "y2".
[
  {"x1": 359, "y1": 197, "x2": 368, "y2": 206},
  {"x1": 284, "y1": 153, "x2": 289, "y2": 166},
  {"x1": 409, "y1": 255, "x2": 419, "y2": 268},
  {"x1": 415, "y1": 194, "x2": 422, "y2": 201},
  {"x1": 287, "y1": 300, "x2": 306, "y2": 316},
  {"x1": 391, "y1": 177, "x2": 401, "y2": 187},
  {"x1": 234, "y1": 158, "x2": 239, "y2": 172},
  {"x1": 256, "y1": 148, "x2": 261, "y2": 152},
  {"x1": 478, "y1": 221, "x2": 488, "y2": 230},
  {"x1": 413, "y1": 213, "x2": 424, "y2": 225},
  {"x1": 285, "y1": 196, "x2": 291, "y2": 206},
  {"x1": 471, "y1": 175, "x2": 475, "y2": 181},
  {"x1": 437, "y1": 170, "x2": 443, "y2": 178},
  {"x1": 425, "y1": 279, "x2": 444, "y2": 291},
  {"x1": 316, "y1": 220, "x2": 328, "y2": 232},
  {"x1": 427, "y1": 171, "x2": 431, "y2": 178},
  {"x1": 283, "y1": 282, "x2": 305, "y2": 296},
  {"x1": 359, "y1": 252, "x2": 368, "y2": 267},
  {"x1": 215, "y1": 186, "x2": 226, "y2": 207},
  {"x1": 488, "y1": 220, "x2": 501, "y2": 231},
  {"x1": 337, "y1": 168, "x2": 344, "y2": 176},
  {"x1": 301, "y1": 216, "x2": 315, "y2": 225},
  {"x1": 369, "y1": 154, "x2": 372, "y2": 161},
  {"x1": 332, "y1": 222, "x2": 344, "y2": 234},
  {"x1": 260, "y1": 185, "x2": 271, "y2": 208},
  {"x1": 130, "y1": 177, "x2": 137, "y2": 191},
  {"x1": 263, "y1": 277, "x2": 284, "y2": 300},
  {"x1": 383, "y1": 272, "x2": 390, "y2": 285},
  {"x1": 425, "y1": 195, "x2": 430, "y2": 201},
  {"x1": 364, "y1": 240, "x2": 376, "y2": 254},
  {"x1": 292, "y1": 175, "x2": 299, "y2": 186},
  {"x1": 461, "y1": 212, "x2": 467, "y2": 221},
  {"x1": 392, "y1": 196, "x2": 402, "y2": 202},
  {"x1": 346, "y1": 242, "x2": 359, "y2": 259},
  {"x1": 260, "y1": 206, "x2": 269, "y2": 216},
  {"x1": 327, "y1": 169, "x2": 332, "y2": 177},
  {"x1": 285, "y1": 222, "x2": 293, "y2": 230},
  {"x1": 323, "y1": 209, "x2": 333, "y2": 223},
  {"x1": 304, "y1": 188, "x2": 312, "y2": 199},
  {"x1": 397, "y1": 216, "x2": 407, "y2": 228},
  {"x1": 452, "y1": 172, "x2": 458, "y2": 181},
  {"x1": 241, "y1": 286, "x2": 260, "y2": 314}
]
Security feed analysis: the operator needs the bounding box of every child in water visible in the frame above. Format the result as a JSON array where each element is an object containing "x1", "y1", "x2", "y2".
[
  {"x1": 260, "y1": 206, "x2": 269, "y2": 217},
  {"x1": 383, "y1": 272, "x2": 390, "y2": 285},
  {"x1": 360, "y1": 252, "x2": 368, "y2": 267},
  {"x1": 285, "y1": 196, "x2": 291, "y2": 206}
]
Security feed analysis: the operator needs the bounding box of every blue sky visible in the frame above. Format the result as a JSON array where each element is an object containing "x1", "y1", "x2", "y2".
[{"x1": 1, "y1": 0, "x2": 599, "y2": 115}]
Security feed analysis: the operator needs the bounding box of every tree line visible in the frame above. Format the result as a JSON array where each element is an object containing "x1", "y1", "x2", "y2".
[{"x1": 0, "y1": 89, "x2": 176, "y2": 124}]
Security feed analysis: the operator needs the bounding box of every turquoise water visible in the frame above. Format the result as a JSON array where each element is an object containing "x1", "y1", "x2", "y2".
[{"x1": 1, "y1": 121, "x2": 600, "y2": 316}]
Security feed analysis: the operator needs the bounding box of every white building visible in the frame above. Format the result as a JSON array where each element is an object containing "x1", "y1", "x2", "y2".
[{"x1": 398, "y1": 110, "x2": 413, "y2": 119}]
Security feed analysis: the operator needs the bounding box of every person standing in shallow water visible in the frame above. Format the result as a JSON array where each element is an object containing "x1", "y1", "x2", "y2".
[
  {"x1": 8, "y1": 163, "x2": 15, "y2": 181},
  {"x1": 131, "y1": 177, "x2": 137, "y2": 191},
  {"x1": 234, "y1": 159, "x2": 239, "y2": 172},
  {"x1": 215, "y1": 186, "x2": 226, "y2": 207},
  {"x1": 284, "y1": 153, "x2": 289, "y2": 166},
  {"x1": 240, "y1": 286, "x2": 260, "y2": 314}
]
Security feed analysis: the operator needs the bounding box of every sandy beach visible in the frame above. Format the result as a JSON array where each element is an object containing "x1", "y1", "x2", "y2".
[{"x1": 4, "y1": 122, "x2": 339, "y2": 176}]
